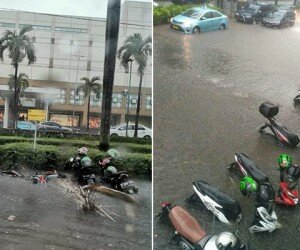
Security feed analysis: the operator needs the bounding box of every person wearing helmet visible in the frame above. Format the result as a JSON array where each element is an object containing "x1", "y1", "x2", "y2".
[
  {"x1": 277, "y1": 154, "x2": 293, "y2": 182},
  {"x1": 104, "y1": 165, "x2": 118, "y2": 178},
  {"x1": 78, "y1": 147, "x2": 88, "y2": 156},
  {"x1": 240, "y1": 176, "x2": 257, "y2": 197}
]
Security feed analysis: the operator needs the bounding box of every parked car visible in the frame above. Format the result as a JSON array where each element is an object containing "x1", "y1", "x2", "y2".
[
  {"x1": 262, "y1": 10, "x2": 295, "y2": 28},
  {"x1": 110, "y1": 123, "x2": 152, "y2": 139},
  {"x1": 38, "y1": 121, "x2": 72, "y2": 133},
  {"x1": 170, "y1": 7, "x2": 228, "y2": 34},
  {"x1": 235, "y1": 2, "x2": 276, "y2": 24},
  {"x1": 17, "y1": 121, "x2": 36, "y2": 131}
]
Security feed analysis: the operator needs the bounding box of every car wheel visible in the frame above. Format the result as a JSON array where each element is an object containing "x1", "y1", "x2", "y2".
[
  {"x1": 219, "y1": 24, "x2": 226, "y2": 30},
  {"x1": 252, "y1": 19, "x2": 257, "y2": 25},
  {"x1": 110, "y1": 133, "x2": 118, "y2": 138},
  {"x1": 143, "y1": 135, "x2": 151, "y2": 140},
  {"x1": 193, "y1": 26, "x2": 200, "y2": 34}
]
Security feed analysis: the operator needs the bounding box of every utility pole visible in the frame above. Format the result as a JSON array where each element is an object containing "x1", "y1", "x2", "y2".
[
  {"x1": 99, "y1": 0, "x2": 121, "y2": 151},
  {"x1": 125, "y1": 59, "x2": 133, "y2": 137}
]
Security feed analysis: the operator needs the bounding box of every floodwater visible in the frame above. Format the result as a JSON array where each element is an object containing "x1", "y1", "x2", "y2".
[
  {"x1": 0, "y1": 175, "x2": 151, "y2": 250},
  {"x1": 154, "y1": 15, "x2": 300, "y2": 250}
]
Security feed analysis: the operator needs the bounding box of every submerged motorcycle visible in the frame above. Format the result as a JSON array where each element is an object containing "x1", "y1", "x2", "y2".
[
  {"x1": 258, "y1": 102, "x2": 299, "y2": 148},
  {"x1": 188, "y1": 180, "x2": 242, "y2": 225},
  {"x1": 99, "y1": 152, "x2": 138, "y2": 194},
  {"x1": 275, "y1": 165, "x2": 300, "y2": 206},
  {"x1": 157, "y1": 202, "x2": 248, "y2": 250},
  {"x1": 70, "y1": 147, "x2": 96, "y2": 185},
  {"x1": 227, "y1": 153, "x2": 280, "y2": 233}
]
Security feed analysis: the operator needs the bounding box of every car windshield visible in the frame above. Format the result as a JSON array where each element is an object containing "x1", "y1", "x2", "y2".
[
  {"x1": 245, "y1": 4, "x2": 260, "y2": 13},
  {"x1": 268, "y1": 11, "x2": 285, "y2": 19},
  {"x1": 182, "y1": 9, "x2": 204, "y2": 19}
]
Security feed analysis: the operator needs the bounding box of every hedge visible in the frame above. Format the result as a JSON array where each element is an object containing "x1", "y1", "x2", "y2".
[
  {"x1": 0, "y1": 143, "x2": 151, "y2": 176},
  {"x1": 154, "y1": 4, "x2": 222, "y2": 26},
  {"x1": 0, "y1": 128, "x2": 151, "y2": 145},
  {"x1": 0, "y1": 136, "x2": 152, "y2": 154}
]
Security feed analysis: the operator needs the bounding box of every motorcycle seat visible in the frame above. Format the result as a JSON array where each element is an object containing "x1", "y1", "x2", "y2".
[
  {"x1": 169, "y1": 206, "x2": 206, "y2": 244},
  {"x1": 237, "y1": 153, "x2": 269, "y2": 183},
  {"x1": 193, "y1": 181, "x2": 239, "y2": 209},
  {"x1": 273, "y1": 121, "x2": 299, "y2": 147}
]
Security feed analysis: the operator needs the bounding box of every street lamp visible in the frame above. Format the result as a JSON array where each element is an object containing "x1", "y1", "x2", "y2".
[
  {"x1": 125, "y1": 58, "x2": 133, "y2": 137},
  {"x1": 71, "y1": 52, "x2": 85, "y2": 129}
]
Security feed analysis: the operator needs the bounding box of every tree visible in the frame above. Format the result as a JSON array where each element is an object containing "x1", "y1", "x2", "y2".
[
  {"x1": 76, "y1": 76, "x2": 101, "y2": 132},
  {"x1": 99, "y1": 0, "x2": 121, "y2": 151},
  {"x1": 0, "y1": 25, "x2": 36, "y2": 127},
  {"x1": 117, "y1": 33, "x2": 152, "y2": 137},
  {"x1": 7, "y1": 73, "x2": 29, "y2": 94}
]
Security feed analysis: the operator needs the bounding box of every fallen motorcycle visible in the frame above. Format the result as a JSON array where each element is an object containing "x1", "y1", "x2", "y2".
[
  {"x1": 188, "y1": 180, "x2": 242, "y2": 224},
  {"x1": 157, "y1": 202, "x2": 248, "y2": 250},
  {"x1": 258, "y1": 102, "x2": 299, "y2": 148}
]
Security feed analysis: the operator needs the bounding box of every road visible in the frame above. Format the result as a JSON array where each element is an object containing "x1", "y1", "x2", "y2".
[
  {"x1": 153, "y1": 15, "x2": 300, "y2": 250},
  {"x1": 0, "y1": 175, "x2": 151, "y2": 250}
]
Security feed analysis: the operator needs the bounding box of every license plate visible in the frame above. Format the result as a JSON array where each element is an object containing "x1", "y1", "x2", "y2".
[{"x1": 172, "y1": 25, "x2": 179, "y2": 30}]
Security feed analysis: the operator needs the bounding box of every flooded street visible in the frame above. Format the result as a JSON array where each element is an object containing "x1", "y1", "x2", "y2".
[
  {"x1": 0, "y1": 176, "x2": 151, "y2": 250},
  {"x1": 154, "y1": 15, "x2": 300, "y2": 250}
]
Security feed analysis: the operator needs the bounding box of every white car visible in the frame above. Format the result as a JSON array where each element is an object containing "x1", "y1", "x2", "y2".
[{"x1": 110, "y1": 123, "x2": 152, "y2": 139}]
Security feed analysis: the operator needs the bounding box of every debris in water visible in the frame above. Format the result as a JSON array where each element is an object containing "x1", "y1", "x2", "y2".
[{"x1": 7, "y1": 215, "x2": 16, "y2": 221}]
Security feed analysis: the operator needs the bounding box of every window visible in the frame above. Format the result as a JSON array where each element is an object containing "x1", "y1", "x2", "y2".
[
  {"x1": 128, "y1": 93, "x2": 139, "y2": 109},
  {"x1": 202, "y1": 12, "x2": 212, "y2": 19},
  {"x1": 69, "y1": 89, "x2": 85, "y2": 105},
  {"x1": 145, "y1": 95, "x2": 152, "y2": 111},
  {"x1": 90, "y1": 91, "x2": 102, "y2": 107},
  {"x1": 212, "y1": 12, "x2": 222, "y2": 18},
  {"x1": 138, "y1": 126, "x2": 145, "y2": 130},
  {"x1": 49, "y1": 58, "x2": 53, "y2": 68},
  {"x1": 89, "y1": 40, "x2": 93, "y2": 46},
  {"x1": 111, "y1": 93, "x2": 123, "y2": 108},
  {"x1": 87, "y1": 60, "x2": 91, "y2": 71},
  {"x1": 0, "y1": 23, "x2": 15, "y2": 28},
  {"x1": 19, "y1": 24, "x2": 51, "y2": 31},
  {"x1": 51, "y1": 38, "x2": 55, "y2": 44},
  {"x1": 55, "y1": 27, "x2": 87, "y2": 33},
  {"x1": 55, "y1": 89, "x2": 66, "y2": 104}
]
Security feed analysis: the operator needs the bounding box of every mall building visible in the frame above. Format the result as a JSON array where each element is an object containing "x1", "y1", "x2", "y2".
[{"x1": 0, "y1": 0, "x2": 152, "y2": 130}]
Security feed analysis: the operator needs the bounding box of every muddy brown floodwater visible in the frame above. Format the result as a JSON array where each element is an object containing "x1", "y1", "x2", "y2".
[
  {"x1": 0, "y1": 175, "x2": 151, "y2": 250},
  {"x1": 154, "y1": 14, "x2": 300, "y2": 250}
]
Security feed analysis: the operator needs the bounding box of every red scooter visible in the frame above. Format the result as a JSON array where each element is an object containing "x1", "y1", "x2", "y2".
[
  {"x1": 275, "y1": 165, "x2": 300, "y2": 206},
  {"x1": 157, "y1": 202, "x2": 248, "y2": 250}
]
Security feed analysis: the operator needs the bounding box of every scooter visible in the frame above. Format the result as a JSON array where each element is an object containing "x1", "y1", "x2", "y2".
[
  {"x1": 227, "y1": 153, "x2": 269, "y2": 184},
  {"x1": 258, "y1": 102, "x2": 299, "y2": 148},
  {"x1": 157, "y1": 202, "x2": 248, "y2": 250},
  {"x1": 249, "y1": 182, "x2": 279, "y2": 233},
  {"x1": 188, "y1": 180, "x2": 242, "y2": 224},
  {"x1": 275, "y1": 165, "x2": 300, "y2": 206},
  {"x1": 99, "y1": 157, "x2": 138, "y2": 194},
  {"x1": 227, "y1": 154, "x2": 280, "y2": 233}
]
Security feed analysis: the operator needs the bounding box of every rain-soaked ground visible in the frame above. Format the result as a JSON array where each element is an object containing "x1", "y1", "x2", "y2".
[
  {"x1": 154, "y1": 14, "x2": 300, "y2": 250},
  {"x1": 0, "y1": 174, "x2": 151, "y2": 250}
]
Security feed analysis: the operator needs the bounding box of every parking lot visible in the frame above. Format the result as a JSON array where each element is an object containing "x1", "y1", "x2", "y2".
[{"x1": 154, "y1": 13, "x2": 300, "y2": 250}]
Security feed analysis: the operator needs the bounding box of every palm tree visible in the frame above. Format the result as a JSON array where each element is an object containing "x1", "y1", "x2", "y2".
[
  {"x1": 8, "y1": 73, "x2": 29, "y2": 94},
  {"x1": 117, "y1": 33, "x2": 152, "y2": 137},
  {"x1": 76, "y1": 76, "x2": 101, "y2": 132},
  {"x1": 0, "y1": 25, "x2": 36, "y2": 127}
]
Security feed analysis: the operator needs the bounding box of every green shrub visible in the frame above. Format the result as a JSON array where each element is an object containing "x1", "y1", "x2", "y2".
[
  {"x1": 0, "y1": 136, "x2": 152, "y2": 154},
  {"x1": 0, "y1": 142, "x2": 151, "y2": 176},
  {"x1": 153, "y1": 4, "x2": 222, "y2": 26}
]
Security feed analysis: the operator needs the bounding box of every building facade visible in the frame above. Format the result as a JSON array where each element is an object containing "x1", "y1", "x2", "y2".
[{"x1": 0, "y1": 0, "x2": 152, "y2": 130}]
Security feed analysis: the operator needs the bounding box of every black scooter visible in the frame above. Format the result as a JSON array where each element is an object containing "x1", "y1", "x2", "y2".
[
  {"x1": 259, "y1": 102, "x2": 299, "y2": 148},
  {"x1": 188, "y1": 180, "x2": 242, "y2": 225},
  {"x1": 157, "y1": 202, "x2": 248, "y2": 250},
  {"x1": 70, "y1": 155, "x2": 96, "y2": 185},
  {"x1": 227, "y1": 153, "x2": 280, "y2": 233}
]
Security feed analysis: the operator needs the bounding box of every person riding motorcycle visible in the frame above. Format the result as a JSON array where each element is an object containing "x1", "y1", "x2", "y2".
[
  {"x1": 99, "y1": 149, "x2": 120, "y2": 175},
  {"x1": 240, "y1": 176, "x2": 257, "y2": 197}
]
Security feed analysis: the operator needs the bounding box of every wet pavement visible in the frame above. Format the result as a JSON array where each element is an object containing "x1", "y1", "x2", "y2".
[
  {"x1": 154, "y1": 15, "x2": 300, "y2": 250},
  {"x1": 0, "y1": 175, "x2": 151, "y2": 250}
]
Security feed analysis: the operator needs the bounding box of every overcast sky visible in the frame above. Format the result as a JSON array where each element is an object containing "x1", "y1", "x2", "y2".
[{"x1": 0, "y1": 0, "x2": 151, "y2": 18}]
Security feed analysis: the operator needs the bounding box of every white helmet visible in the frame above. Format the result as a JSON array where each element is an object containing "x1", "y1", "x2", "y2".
[
  {"x1": 215, "y1": 232, "x2": 238, "y2": 249},
  {"x1": 78, "y1": 147, "x2": 88, "y2": 155}
]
